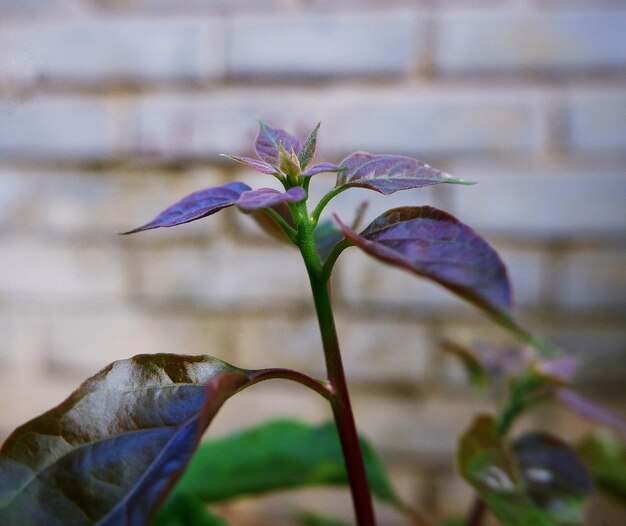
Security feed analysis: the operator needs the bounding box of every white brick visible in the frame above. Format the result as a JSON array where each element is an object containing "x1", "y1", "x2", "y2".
[
  {"x1": 447, "y1": 169, "x2": 626, "y2": 237},
  {"x1": 133, "y1": 87, "x2": 539, "y2": 161},
  {"x1": 228, "y1": 11, "x2": 422, "y2": 77},
  {"x1": 437, "y1": 10, "x2": 626, "y2": 74},
  {"x1": 560, "y1": 248, "x2": 626, "y2": 309},
  {"x1": 0, "y1": 0, "x2": 84, "y2": 15},
  {"x1": 0, "y1": 238, "x2": 126, "y2": 300},
  {"x1": 3, "y1": 17, "x2": 224, "y2": 85},
  {"x1": 46, "y1": 308, "x2": 238, "y2": 375},
  {"x1": 0, "y1": 97, "x2": 121, "y2": 160},
  {"x1": 134, "y1": 240, "x2": 311, "y2": 308},
  {"x1": 569, "y1": 90, "x2": 626, "y2": 151},
  {"x1": 352, "y1": 392, "x2": 490, "y2": 458},
  {"x1": 0, "y1": 169, "x2": 45, "y2": 233}
]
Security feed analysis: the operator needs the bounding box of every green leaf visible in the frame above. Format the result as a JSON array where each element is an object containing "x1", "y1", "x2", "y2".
[
  {"x1": 151, "y1": 494, "x2": 228, "y2": 526},
  {"x1": 163, "y1": 419, "x2": 398, "y2": 505},
  {"x1": 458, "y1": 415, "x2": 558, "y2": 526},
  {"x1": 298, "y1": 122, "x2": 321, "y2": 169},
  {"x1": 295, "y1": 509, "x2": 351, "y2": 526},
  {"x1": 577, "y1": 431, "x2": 626, "y2": 504}
]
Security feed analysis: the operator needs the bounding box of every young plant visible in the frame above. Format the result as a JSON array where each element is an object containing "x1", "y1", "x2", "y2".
[{"x1": 0, "y1": 121, "x2": 622, "y2": 526}]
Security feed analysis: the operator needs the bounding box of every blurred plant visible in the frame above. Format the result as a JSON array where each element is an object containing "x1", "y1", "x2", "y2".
[{"x1": 0, "y1": 122, "x2": 623, "y2": 526}]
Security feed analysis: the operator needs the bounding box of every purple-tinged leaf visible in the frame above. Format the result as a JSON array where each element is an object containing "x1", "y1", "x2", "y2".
[
  {"x1": 221, "y1": 154, "x2": 278, "y2": 175},
  {"x1": 336, "y1": 206, "x2": 513, "y2": 319},
  {"x1": 336, "y1": 152, "x2": 472, "y2": 195},
  {"x1": 512, "y1": 432, "x2": 593, "y2": 525},
  {"x1": 302, "y1": 162, "x2": 343, "y2": 178},
  {"x1": 536, "y1": 356, "x2": 578, "y2": 382},
  {"x1": 0, "y1": 354, "x2": 256, "y2": 526},
  {"x1": 122, "y1": 182, "x2": 251, "y2": 234},
  {"x1": 298, "y1": 122, "x2": 320, "y2": 169},
  {"x1": 458, "y1": 415, "x2": 557, "y2": 526},
  {"x1": 556, "y1": 389, "x2": 626, "y2": 438},
  {"x1": 255, "y1": 121, "x2": 302, "y2": 166},
  {"x1": 314, "y1": 219, "x2": 345, "y2": 264},
  {"x1": 236, "y1": 187, "x2": 306, "y2": 212}
]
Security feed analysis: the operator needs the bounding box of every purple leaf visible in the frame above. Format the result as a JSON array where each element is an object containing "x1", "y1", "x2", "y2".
[
  {"x1": 336, "y1": 206, "x2": 513, "y2": 318},
  {"x1": 298, "y1": 122, "x2": 320, "y2": 169},
  {"x1": 122, "y1": 182, "x2": 251, "y2": 234},
  {"x1": 254, "y1": 121, "x2": 302, "y2": 166},
  {"x1": 513, "y1": 432, "x2": 593, "y2": 522},
  {"x1": 336, "y1": 152, "x2": 472, "y2": 195},
  {"x1": 235, "y1": 187, "x2": 306, "y2": 212},
  {"x1": 556, "y1": 389, "x2": 626, "y2": 438},
  {"x1": 302, "y1": 162, "x2": 343, "y2": 178},
  {"x1": 221, "y1": 155, "x2": 278, "y2": 175},
  {"x1": 0, "y1": 354, "x2": 256, "y2": 525}
]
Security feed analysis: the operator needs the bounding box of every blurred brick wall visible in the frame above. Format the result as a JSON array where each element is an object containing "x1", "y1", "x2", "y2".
[{"x1": 0, "y1": 1, "x2": 625, "y2": 524}]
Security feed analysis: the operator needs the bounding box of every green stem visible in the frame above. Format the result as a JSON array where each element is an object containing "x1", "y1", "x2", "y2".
[
  {"x1": 295, "y1": 202, "x2": 377, "y2": 526},
  {"x1": 260, "y1": 207, "x2": 298, "y2": 243},
  {"x1": 321, "y1": 239, "x2": 352, "y2": 282},
  {"x1": 311, "y1": 186, "x2": 346, "y2": 227}
]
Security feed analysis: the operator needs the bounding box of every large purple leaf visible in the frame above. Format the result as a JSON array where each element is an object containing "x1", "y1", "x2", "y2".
[
  {"x1": 0, "y1": 354, "x2": 255, "y2": 526},
  {"x1": 122, "y1": 182, "x2": 251, "y2": 234},
  {"x1": 254, "y1": 122, "x2": 302, "y2": 166},
  {"x1": 337, "y1": 206, "x2": 513, "y2": 318},
  {"x1": 236, "y1": 187, "x2": 306, "y2": 212},
  {"x1": 336, "y1": 152, "x2": 471, "y2": 195}
]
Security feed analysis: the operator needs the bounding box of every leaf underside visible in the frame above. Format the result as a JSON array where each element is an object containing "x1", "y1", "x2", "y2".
[
  {"x1": 337, "y1": 206, "x2": 513, "y2": 319},
  {"x1": 0, "y1": 354, "x2": 254, "y2": 526},
  {"x1": 255, "y1": 121, "x2": 302, "y2": 165}
]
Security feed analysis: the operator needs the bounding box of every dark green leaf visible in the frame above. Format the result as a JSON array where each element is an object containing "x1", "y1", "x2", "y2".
[
  {"x1": 151, "y1": 494, "x2": 228, "y2": 526},
  {"x1": 0, "y1": 354, "x2": 256, "y2": 526},
  {"x1": 458, "y1": 415, "x2": 557, "y2": 526},
  {"x1": 577, "y1": 431, "x2": 626, "y2": 504},
  {"x1": 513, "y1": 433, "x2": 593, "y2": 525},
  {"x1": 165, "y1": 419, "x2": 398, "y2": 505},
  {"x1": 295, "y1": 509, "x2": 351, "y2": 526}
]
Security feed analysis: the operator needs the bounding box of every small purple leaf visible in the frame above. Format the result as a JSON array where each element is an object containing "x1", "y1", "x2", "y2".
[
  {"x1": 336, "y1": 152, "x2": 472, "y2": 195},
  {"x1": 122, "y1": 182, "x2": 251, "y2": 234},
  {"x1": 255, "y1": 121, "x2": 302, "y2": 165},
  {"x1": 302, "y1": 162, "x2": 343, "y2": 178},
  {"x1": 0, "y1": 354, "x2": 255, "y2": 525},
  {"x1": 236, "y1": 187, "x2": 306, "y2": 212},
  {"x1": 336, "y1": 206, "x2": 513, "y2": 318},
  {"x1": 298, "y1": 122, "x2": 320, "y2": 169},
  {"x1": 556, "y1": 389, "x2": 626, "y2": 438},
  {"x1": 221, "y1": 154, "x2": 278, "y2": 175}
]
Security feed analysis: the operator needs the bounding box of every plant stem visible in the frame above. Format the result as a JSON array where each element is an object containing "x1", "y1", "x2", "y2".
[
  {"x1": 465, "y1": 499, "x2": 486, "y2": 526},
  {"x1": 309, "y1": 272, "x2": 377, "y2": 526},
  {"x1": 247, "y1": 367, "x2": 332, "y2": 400},
  {"x1": 295, "y1": 202, "x2": 376, "y2": 526}
]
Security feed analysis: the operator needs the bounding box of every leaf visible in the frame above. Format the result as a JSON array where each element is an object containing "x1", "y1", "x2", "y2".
[
  {"x1": 336, "y1": 206, "x2": 513, "y2": 319},
  {"x1": 236, "y1": 187, "x2": 306, "y2": 212},
  {"x1": 576, "y1": 431, "x2": 626, "y2": 504},
  {"x1": 313, "y1": 219, "x2": 345, "y2": 264},
  {"x1": 220, "y1": 154, "x2": 278, "y2": 175},
  {"x1": 163, "y1": 419, "x2": 398, "y2": 505},
  {"x1": 512, "y1": 433, "x2": 593, "y2": 525},
  {"x1": 336, "y1": 152, "x2": 472, "y2": 195},
  {"x1": 302, "y1": 163, "x2": 343, "y2": 178},
  {"x1": 556, "y1": 389, "x2": 626, "y2": 438},
  {"x1": 0, "y1": 354, "x2": 256, "y2": 526},
  {"x1": 151, "y1": 493, "x2": 228, "y2": 526},
  {"x1": 297, "y1": 122, "x2": 320, "y2": 169},
  {"x1": 295, "y1": 509, "x2": 351, "y2": 526},
  {"x1": 122, "y1": 182, "x2": 251, "y2": 234},
  {"x1": 255, "y1": 121, "x2": 302, "y2": 166},
  {"x1": 458, "y1": 415, "x2": 558, "y2": 526}
]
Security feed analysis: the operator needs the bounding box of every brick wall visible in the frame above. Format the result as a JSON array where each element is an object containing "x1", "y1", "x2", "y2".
[{"x1": 1, "y1": 1, "x2": 625, "y2": 524}]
